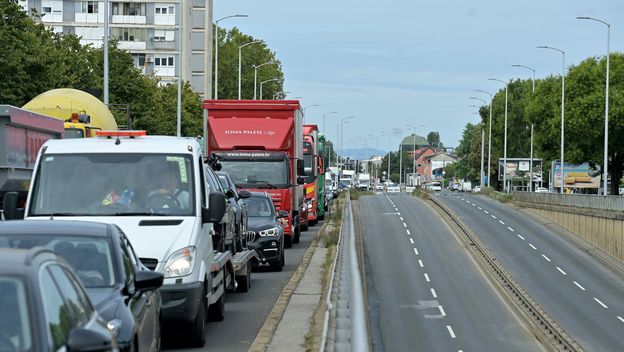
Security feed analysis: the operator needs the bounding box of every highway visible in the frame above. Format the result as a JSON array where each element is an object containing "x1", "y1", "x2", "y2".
[
  {"x1": 435, "y1": 191, "x2": 624, "y2": 351},
  {"x1": 163, "y1": 223, "x2": 321, "y2": 352},
  {"x1": 359, "y1": 193, "x2": 545, "y2": 352}
]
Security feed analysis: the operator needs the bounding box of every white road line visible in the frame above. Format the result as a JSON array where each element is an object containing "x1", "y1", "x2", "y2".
[
  {"x1": 431, "y1": 288, "x2": 437, "y2": 298},
  {"x1": 406, "y1": 230, "x2": 411, "y2": 235},
  {"x1": 418, "y1": 260, "x2": 424, "y2": 268},
  {"x1": 446, "y1": 325, "x2": 456, "y2": 339},
  {"x1": 594, "y1": 298, "x2": 608, "y2": 309},
  {"x1": 424, "y1": 273, "x2": 430, "y2": 282},
  {"x1": 529, "y1": 243, "x2": 537, "y2": 250},
  {"x1": 491, "y1": 215, "x2": 497, "y2": 219},
  {"x1": 438, "y1": 306, "x2": 446, "y2": 316},
  {"x1": 574, "y1": 281, "x2": 586, "y2": 291},
  {"x1": 499, "y1": 220, "x2": 505, "y2": 225},
  {"x1": 403, "y1": 222, "x2": 407, "y2": 227},
  {"x1": 400, "y1": 217, "x2": 404, "y2": 221},
  {"x1": 477, "y1": 207, "x2": 482, "y2": 210},
  {"x1": 507, "y1": 227, "x2": 515, "y2": 232},
  {"x1": 617, "y1": 316, "x2": 624, "y2": 323},
  {"x1": 413, "y1": 248, "x2": 419, "y2": 255},
  {"x1": 517, "y1": 234, "x2": 525, "y2": 240},
  {"x1": 397, "y1": 212, "x2": 401, "y2": 216},
  {"x1": 556, "y1": 267, "x2": 567, "y2": 275},
  {"x1": 471, "y1": 203, "x2": 476, "y2": 207},
  {"x1": 542, "y1": 254, "x2": 551, "y2": 262},
  {"x1": 409, "y1": 238, "x2": 414, "y2": 244},
  {"x1": 484, "y1": 210, "x2": 489, "y2": 214}
]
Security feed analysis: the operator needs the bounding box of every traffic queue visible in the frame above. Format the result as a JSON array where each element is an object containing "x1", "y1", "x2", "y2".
[{"x1": 0, "y1": 100, "x2": 329, "y2": 351}]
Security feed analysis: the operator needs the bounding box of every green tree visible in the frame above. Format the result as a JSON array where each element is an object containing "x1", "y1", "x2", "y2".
[{"x1": 427, "y1": 131, "x2": 440, "y2": 147}]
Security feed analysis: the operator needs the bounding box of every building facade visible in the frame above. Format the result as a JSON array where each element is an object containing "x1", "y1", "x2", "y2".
[{"x1": 19, "y1": 0, "x2": 213, "y2": 97}]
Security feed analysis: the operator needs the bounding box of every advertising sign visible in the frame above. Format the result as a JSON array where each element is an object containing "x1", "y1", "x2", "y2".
[
  {"x1": 498, "y1": 158, "x2": 543, "y2": 182},
  {"x1": 551, "y1": 161, "x2": 600, "y2": 189}
]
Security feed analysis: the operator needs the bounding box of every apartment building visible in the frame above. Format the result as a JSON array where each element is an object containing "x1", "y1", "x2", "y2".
[{"x1": 19, "y1": 0, "x2": 213, "y2": 97}]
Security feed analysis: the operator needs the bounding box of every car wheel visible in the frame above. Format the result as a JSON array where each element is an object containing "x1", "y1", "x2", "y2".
[
  {"x1": 189, "y1": 286, "x2": 207, "y2": 347},
  {"x1": 284, "y1": 234, "x2": 292, "y2": 248},
  {"x1": 208, "y1": 270, "x2": 226, "y2": 321}
]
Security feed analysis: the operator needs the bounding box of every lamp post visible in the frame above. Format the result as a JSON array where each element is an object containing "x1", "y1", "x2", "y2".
[
  {"x1": 253, "y1": 61, "x2": 276, "y2": 100},
  {"x1": 577, "y1": 16, "x2": 611, "y2": 196},
  {"x1": 323, "y1": 112, "x2": 338, "y2": 135},
  {"x1": 538, "y1": 45, "x2": 566, "y2": 194},
  {"x1": 103, "y1": 0, "x2": 109, "y2": 105},
  {"x1": 475, "y1": 89, "x2": 493, "y2": 187},
  {"x1": 340, "y1": 116, "x2": 356, "y2": 160},
  {"x1": 512, "y1": 64, "x2": 536, "y2": 192},
  {"x1": 238, "y1": 40, "x2": 263, "y2": 100},
  {"x1": 259, "y1": 78, "x2": 280, "y2": 100},
  {"x1": 381, "y1": 131, "x2": 391, "y2": 182},
  {"x1": 303, "y1": 104, "x2": 320, "y2": 124},
  {"x1": 214, "y1": 14, "x2": 248, "y2": 100},
  {"x1": 488, "y1": 78, "x2": 509, "y2": 192}
]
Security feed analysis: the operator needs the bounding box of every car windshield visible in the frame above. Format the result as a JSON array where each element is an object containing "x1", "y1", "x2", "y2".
[
  {"x1": 0, "y1": 235, "x2": 116, "y2": 288},
  {"x1": 29, "y1": 153, "x2": 195, "y2": 216},
  {"x1": 0, "y1": 277, "x2": 32, "y2": 351},
  {"x1": 219, "y1": 159, "x2": 289, "y2": 189},
  {"x1": 244, "y1": 197, "x2": 274, "y2": 217}
]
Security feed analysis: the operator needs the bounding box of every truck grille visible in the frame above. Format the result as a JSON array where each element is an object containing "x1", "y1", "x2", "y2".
[{"x1": 140, "y1": 258, "x2": 158, "y2": 271}]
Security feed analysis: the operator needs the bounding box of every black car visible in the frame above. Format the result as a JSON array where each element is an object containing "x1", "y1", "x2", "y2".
[
  {"x1": 0, "y1": 220, "x2": 163, "y2": 352},
  {"x1": 0, "y1": 246, "x2": 117, "y2": 352},
  {"x1": 244, "y1": 192, "x2": 286, "y2": 271},
  {"x1": 204, "y1": 165, "x2": 237, "y2": 253},
  {"x1": 216, "y1": 171, "x2": 251, "y2": 250}
]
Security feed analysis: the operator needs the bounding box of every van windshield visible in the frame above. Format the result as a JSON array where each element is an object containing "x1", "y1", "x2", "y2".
[{"x1": 29, "y1": 153, "x2": 195, "y2": 216}]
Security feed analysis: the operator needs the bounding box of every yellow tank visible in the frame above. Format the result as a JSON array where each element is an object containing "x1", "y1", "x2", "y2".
[{"x1": 22, "y1": 88, "x2": 118, "y2": 138}]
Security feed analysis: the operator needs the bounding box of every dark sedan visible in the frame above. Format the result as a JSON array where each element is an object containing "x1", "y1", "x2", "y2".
[
  {"x1": 244, "y1": 192, "x2": 286, "y2": 271},
  {"x1": 216, "y1": 171, "x2": 251, "y2": 251},
  {"x1": 0, "y1": 220, "x2": 163, "y2": 352},
  {"x1": 0, "y1": 247, "x2": 117, "y2": 352}
]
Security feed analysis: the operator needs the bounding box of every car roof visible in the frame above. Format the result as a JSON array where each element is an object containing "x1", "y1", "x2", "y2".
[
  {"x1": 41, "y1": 135, "x2": 200, "y2": 155},
  {"x1": 248, "y1": 191, "x2": 271, "y2": 199},
  {"x1": 0, "y1": 220, "x2": 112, "y2": 238},
  {"x1": 0, "y1": 247, "x2": 58, "y2": 275}
]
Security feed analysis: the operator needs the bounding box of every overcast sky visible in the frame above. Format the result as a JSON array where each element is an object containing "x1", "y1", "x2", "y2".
[{"x1": 215, "y1": 0, "x2": 624, "y2": 152}]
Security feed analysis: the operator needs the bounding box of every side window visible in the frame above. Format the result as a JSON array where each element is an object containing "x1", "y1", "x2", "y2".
[
  {"x1": 120, "y1": 241, "x2": 136, "y2": 293},
  {"x1": 40, "y1": 267, "x2": 74, "y2": 350},
  {"x1": 199, "y1": 158, "x2": 206, "y2": 206},
  {"x1": 48, "y1": 265, "x2": 91, "y2": 325}
]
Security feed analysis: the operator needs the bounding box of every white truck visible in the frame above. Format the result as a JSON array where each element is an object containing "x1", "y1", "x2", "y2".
[
  {"x1": 19, "y1": 131, "x2": 256, "y2": 347},
  {"x1": 357, "y1": 173, "x2": 371, "y2": 191},
  {"x1": 340, "y1": 169, "x2": 356, "y2": 188}
]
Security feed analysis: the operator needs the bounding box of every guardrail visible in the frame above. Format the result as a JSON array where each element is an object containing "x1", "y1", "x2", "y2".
[
  {"x1": 321, "y1": 193, "x2": 370, "y2": 352},
  {"x1": 512, "y1": 192, "x2": 624, "y2": 211}
]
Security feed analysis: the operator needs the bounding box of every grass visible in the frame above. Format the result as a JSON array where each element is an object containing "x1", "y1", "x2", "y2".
[
  {"x1": 349, "y1": 188, "x2": 374, "y2": 200},
  {"x1": 478, "y1": 187, "x2": 513, "y2": 203}
]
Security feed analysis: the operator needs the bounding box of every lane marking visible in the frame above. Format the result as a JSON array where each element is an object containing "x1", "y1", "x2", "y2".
[
  {"x1": 484, "y1": 210, "x2": 489, "y2": 214},
  {"x1": 499, "y1": 220, "x2": 505, "y2": 225},
  {"x1": 446, "y1": 325, "x2": 456, "y2": 339},
  {"x1": 424, "y1": 273, "x2": 430, "y2": 282},
  {"x1": 406, "y1": 230, "x2": 411, "y2": 235},
  {"x1": 617, "y1": 316, "x2": 624, "y2": 323},
  {"x1": 529, "y1": 243, "x2": 537, "y2": 250},
  {"x1": 413, "y1": 248, "x2": 419, "y2": 255},
  {"x1": 471, "y1": 203, "x2": 476, "y2": 207},
  {"x1": 403, "y1": 222, "x2": 407, "y2": 227},
  {"x1": 431, "y1": 288, "x2": 437, "y2": 298},
  {"x1": 418, "y1": 259, "x2": 424, "y2": 268},
  {"x1": 400, "y1": 217, "x2": 404, "y2": 221},
  {"x1": 556, "y1": 267, "x2": 567, "y2": 275},
  {"x1": 542, "y1": 254, "x2": 551, "y2": 262},
  {"x1": 517, "y1": 234, "x2": 525, "y2": 240},
  {"x1": 477, "y1": 207, "x2": 482, "y2": 210},
  {"x1": 409, "y1": 238, "x2": 414, "y2": 244},
  {"x1": 438, "y1": 306, "x2": 446, "y2": 317},
  {"x1": 594, "y1": 298, "x2": 608, "y2": 309},
  {"x1": 573, "y1": 281, "x2": 586, "y2": 291},
  {"x1": 491, "y1": 215, "x2": 497, "y2": 219},
  {"x1": 507, "y1": 227, "x2": 515, "y2": 232},
  {"x1": 397, "y1": 212, "x2": 401, "y2": 216}
]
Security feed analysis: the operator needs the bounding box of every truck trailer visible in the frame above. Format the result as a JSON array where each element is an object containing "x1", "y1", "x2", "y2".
[
  {"x1": 204, "y1": 100, "x2": 306, "y2": 247},
  {"x1": 303, "y1": 124, "x2": 325, "y2": 224}
]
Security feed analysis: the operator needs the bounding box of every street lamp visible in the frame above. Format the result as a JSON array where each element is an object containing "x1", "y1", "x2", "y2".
[
  {"x1": 259, "y1": 78, "x2": 281, "y2": 100},
  {"x1": 475, "y1": 89, "x2": 493, "y2": 188},
  {"x1": 381, "y1": 131, "x2": 391, "y2": 182},
  {"x1": 238, "y1": 40, "x2": 263, "y2": 99},
  {"x1": 470, "y1": 97, "x2": 487, "y2": 188},
  {"x1": 538, "y1": 45, "x2": 566, "y2": 194},
  {"x1": 340, "y1": 116, "x2": 356, "y2": 160},
  {"x1": 488, "y1": 78, "x2": 509, "y2": 192},
  {"x1": 512, "y1": 64, "x2": 536, "y2": 192},
  {"x1": 577, "y1": 16, "x2": 611, "y2": 196},
  {"x1": 214, "y1": 14, "x2": 248, "y2": 99},
  {"x1": 303, "y1": 104, "x2": 320, "y2": 124},
  {"x1": 322, "y1": 111, "x2": 338, "y2": 135},
  {"x1": 253, "y1": 61, "x2": 276, "y2": 100}
]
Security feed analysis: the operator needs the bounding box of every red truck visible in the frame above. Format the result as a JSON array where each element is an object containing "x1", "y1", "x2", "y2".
[
  {"x1": 1, "y1": 105, "x2": 64, "y2": 219},
  {"x1": 303, "y1": 124, "x2": 322, "y2": 226},
  {"x1": 203, "y1": 100, "x2": 306, "y2": 247}
]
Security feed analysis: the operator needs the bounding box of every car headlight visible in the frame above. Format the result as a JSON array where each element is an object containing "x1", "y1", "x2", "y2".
[
  {"x1": 259, "y1": 227, "x2": 279, "y2": 236},
  {"x1": 163, "y1": 246, "x2": 195, "y2": 278}
]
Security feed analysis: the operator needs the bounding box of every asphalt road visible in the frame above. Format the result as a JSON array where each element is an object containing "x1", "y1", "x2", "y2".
[
  {"x1": 163, "y1": 222, "x2": 320, "y2": 352},
  {"x1": 436, "y1": 191, "x2": 624, "y2": 351},
  {"x1": 360, "y1": 193, "x2": 544, "y2": 352}
]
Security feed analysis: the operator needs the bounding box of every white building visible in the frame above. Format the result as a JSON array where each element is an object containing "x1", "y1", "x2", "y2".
[{"x1": 19, "y1": 0, "x2": 213, "y2": 97}]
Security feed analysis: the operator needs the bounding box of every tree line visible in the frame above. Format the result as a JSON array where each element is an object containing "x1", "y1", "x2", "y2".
[{"x1": 453, "y1": 53, "x2": 624, "y2": 195}]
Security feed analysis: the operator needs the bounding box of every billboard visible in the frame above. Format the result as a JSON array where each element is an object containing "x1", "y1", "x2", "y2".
[
  {"x1": 551, "y1": 161, "x2": 600, "y2": 189},
  {"x1": 498, "y1": 158, "x2": 543, "y2": 182}
]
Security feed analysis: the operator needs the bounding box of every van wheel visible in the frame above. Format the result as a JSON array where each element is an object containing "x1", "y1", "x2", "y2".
[
  {"x1": 189, "y1": 287, "x2": 207, "y2": 347},
  {"x1": 208, "y1": 271, "x2": 226, "y2": 321}
]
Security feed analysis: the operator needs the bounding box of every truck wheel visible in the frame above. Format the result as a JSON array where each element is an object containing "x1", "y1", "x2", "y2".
[
  {"x1": 189, "y1": 287, "x2": 207, "y2": 347},
  {"x1": 236, "y1": 265, "x2": 251, "y2": 293},
  {"x1": 208, "y1": 270, "x2": 226, "y2": 321},
  {"x1": 285, "y1": 234, "x2": 292, "y2": 248},
  {"x1": 293, "y1": 227, "x2": 301, "y2": 244}
]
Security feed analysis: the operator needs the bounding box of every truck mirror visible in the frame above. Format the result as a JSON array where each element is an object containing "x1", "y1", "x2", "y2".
[
  {"x1": 297, "y1": 177, "x2": 306, "y2": 185},
  {"x1": 304, "y1": 167, "x2": 312, "y2": 174},
  {"x1": 297, "y1": 159, "x2": 305, "y2": 176},
  {"x1": 203, "y1": 192, "x2": 226, "y2": 224},
  {"x1": 2, "y1": 192, "x2": 19, "y2": 220}
]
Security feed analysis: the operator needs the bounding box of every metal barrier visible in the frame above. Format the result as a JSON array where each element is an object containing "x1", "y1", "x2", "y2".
[
  {"x1": 321, "y1": 193, "x2": 370, "y2": 352},
  {"x1": 512, "y1": 192, "x2": 624, "y2": 211}
]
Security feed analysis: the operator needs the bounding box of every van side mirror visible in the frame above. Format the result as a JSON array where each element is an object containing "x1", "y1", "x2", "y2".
[
  {"x1": 297, "y1": 159, "x2": 305, "y2": 176},
  {"x1": 202, "y1": 192, "x2": 226, "y2": 224},
  {"x1": 2, "y1": 192, "x2": 19, "y2": 220},
  {"x1": 67, "y1": 327, "x2": 113, "y2": 352}
]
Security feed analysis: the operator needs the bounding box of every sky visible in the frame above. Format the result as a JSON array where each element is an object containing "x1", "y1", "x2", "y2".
[{"x1": 215, "y1": 0, "x2": 624, "y2": 153}]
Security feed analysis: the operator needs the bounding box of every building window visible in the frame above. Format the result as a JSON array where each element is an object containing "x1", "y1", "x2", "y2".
[
  {"x1": 155, "y1": 5, "x2": 174, "y2": 15},
  {"x1": 111, "y1": 27, "x2": 146, "y2": 42},
  {"x1": 155, "y1": 56, "x2": 175, "y2": 67},
  {"x1": 112, "y1": 2, "x2": 146, "y2": 16},
  {"x1": 42, "y1": 6, "x2": 52, "y2": 13},
  {"x1": 153, "y1": 29, "x2": 174, "y2": 42},
  {"x1": 75, "y1": 1, "x2": 99, "y2": 14}
]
